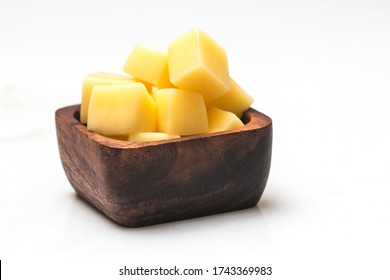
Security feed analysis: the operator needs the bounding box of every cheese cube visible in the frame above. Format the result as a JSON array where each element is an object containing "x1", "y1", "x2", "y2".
[
  {"x1": 81, "y1": 72, "x2": 136, "y2": 123},
  {"x1": 132, "y1": 78, "x2": 154, "y2": 93},
  {"x1": 207, "y1": 107, "x2": 244, "y2": 133},
  {"x1": 128, "y1": 132, "x2": 180, "y2": 142},
  {"x1": 87, "y1": 83, "x2": 156, "y2": 136},
  {"x1": 123, "y1": 43, "x2": 174, "y2": 88},
  {"x1": 154, "y1": 88, "x2": 208, "y2": 136},
  {"x1": 207, "y1": 78, "x2": 253, "y2": 118},
  {"x1": 168, "y1": 28, "x2": 230, "y2": 102}
]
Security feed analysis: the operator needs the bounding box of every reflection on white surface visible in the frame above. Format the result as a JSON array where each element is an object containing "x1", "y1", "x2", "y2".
[{"x1": 61, "y1": 193, "x2": 273, "y2": 260}]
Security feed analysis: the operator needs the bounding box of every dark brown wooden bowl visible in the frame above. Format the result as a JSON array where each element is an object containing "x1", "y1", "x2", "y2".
[{"x1": 55, "y1": 104, "x2": 272, "y2": 227}]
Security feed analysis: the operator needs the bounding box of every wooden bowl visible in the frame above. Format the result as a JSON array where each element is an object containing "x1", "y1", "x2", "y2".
[{"x1": 55, "y1": 104, "x2": 272, "y2": 227}]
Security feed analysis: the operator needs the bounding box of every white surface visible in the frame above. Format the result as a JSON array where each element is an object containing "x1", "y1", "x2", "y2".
[{"x1": 1, "y1": 0, "x2": 390, "y2": 279}]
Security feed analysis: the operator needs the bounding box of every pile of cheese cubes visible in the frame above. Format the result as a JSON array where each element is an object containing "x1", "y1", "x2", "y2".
[{"x1": 81, "y1": 28, "x2": 253, "y2": 142}]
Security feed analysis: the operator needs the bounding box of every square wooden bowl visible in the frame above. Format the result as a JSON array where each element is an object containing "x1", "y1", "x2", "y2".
[{"x1": 55, "y1": 104, "x2": 272, "y2": 227}]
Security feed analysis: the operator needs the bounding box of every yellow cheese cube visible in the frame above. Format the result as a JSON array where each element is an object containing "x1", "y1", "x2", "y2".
[
  {"x1": 168, "y1": 28, "x2": 230, "y2": 102},
  {"x1": 87, "y1": 83, "x2": 156, "y2": 135},
  {"x1": 207, "y1": 107, "x2": 244, "y2": 133},
  {"x1": 207, "y1": 78, "x2": 253, "y2": 118},
  {"x1": 128, "y1": 132, "x2": 180, "y2": 142},
  {"x1": 81, "y1": 72, "x2": 136, "y2": 123},
  {"x1": 123, "y1": 43, "x2": 174, "y2": 88},
  {"x1": 132, "y1": 77, "x2": 154, "y2": 93},
  {"x1": 154, "y1": 88, "x2": 208, "y2": 136}
]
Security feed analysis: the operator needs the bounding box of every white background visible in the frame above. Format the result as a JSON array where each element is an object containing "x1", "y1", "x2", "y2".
[{"x1": 1, "y1": 0, "x2": 389, "y2": 279}]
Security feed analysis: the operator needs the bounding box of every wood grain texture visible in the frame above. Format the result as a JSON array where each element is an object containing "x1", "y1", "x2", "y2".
[{"x1": 55, "y1": 104, "x2": 272, "y2": 227}]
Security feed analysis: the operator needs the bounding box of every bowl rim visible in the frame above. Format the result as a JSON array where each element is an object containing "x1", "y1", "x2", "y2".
[{"x1": 56, "y1": 104, "x2": 272, "y2": 149}]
